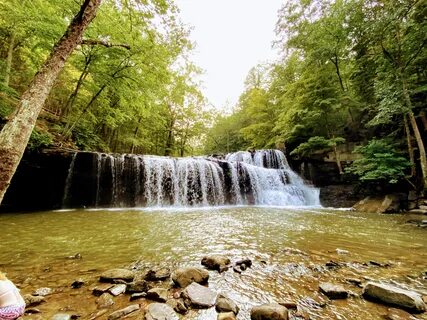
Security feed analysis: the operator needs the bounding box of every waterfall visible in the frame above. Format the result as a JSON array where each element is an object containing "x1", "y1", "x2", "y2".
[{"x1": 62, "y1": 149, "x2": 319, "y2": 208}]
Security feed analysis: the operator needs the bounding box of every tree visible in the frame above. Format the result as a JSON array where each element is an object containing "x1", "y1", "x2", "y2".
[{"x1": 0, "y1": 0, "x2": 102, "y2": 204}]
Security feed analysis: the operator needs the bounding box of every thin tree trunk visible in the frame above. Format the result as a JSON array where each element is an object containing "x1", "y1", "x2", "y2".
[
  {"x1": 420, "y1": 111, "x2": 427, "y2": 131},
  {"x1": 130, "y1": 117, "x2": 142, "y2": 154},
  {"x1": 333, "y1": 145, "x2": 343, "y2": 174},
  {"x1": 3, "y1": 31, "x2": 15, "y2": 86},
  {"x1": 403, "y1": 114, "x2": 416, "y2": 178},
  {"x1": 0, "y1": 0, "x2": 101, "y2": 204},
  {"x1": 62, "y1": 55, "x2": 92, "y2": 119},
  {"x1": 330, "y1": 55, "x2": 345, "y2": 92},
  {"x1": 402, "y1": 75, "x2": 427, "y2": 191}
]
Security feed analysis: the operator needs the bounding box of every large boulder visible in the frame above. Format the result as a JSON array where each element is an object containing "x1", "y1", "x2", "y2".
[
  {"x1": 216, "y1": 295, "x2": 239, "y2": 314},
  {"x1": 182, "y1": 282, "x2": 217, "y2": 308},
  {"x1": 145, "y1": 303, "x2": 179, "y2": 320},
  {"x1": 250, "y1": 303, "x2": 288, "y2": 320},
  {"x1": 171, "y1": 267, "x2": 209, "y2": 288},
  {"x1": 353, "y1": 194, "x2": 406, "y2": 213},
  {"x1": 100, "y1": 268, "x2": 135, "y2": 283},
  {"x1": 362, "y1": 282, "x2": 426, "y2": 313}
]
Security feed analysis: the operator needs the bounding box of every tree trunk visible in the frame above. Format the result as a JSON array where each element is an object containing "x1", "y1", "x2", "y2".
[
  {"x1": 3, "y1": 31, "x2": 15, "y2": 86},
  {"x1": 0, "y1": 0, "x2": 101, "y2": 204},
  {"x1": 420, "y1": 111, "x2": 427, "y2": 131},
  {"x1": 402, "y1": 74, "x2": 427, "y2": 191},
  {"x1": 403, "y1": 114, "x2": 416, "y2": 178}
]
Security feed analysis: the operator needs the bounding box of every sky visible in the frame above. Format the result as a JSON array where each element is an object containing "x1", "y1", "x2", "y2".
[{"x1": 175, "y1": 0, "x2": 283, "y2": 110}]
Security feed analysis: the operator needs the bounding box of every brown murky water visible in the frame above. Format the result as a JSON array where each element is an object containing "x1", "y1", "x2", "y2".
[{"x1": 1, "y1": 207, "x2": 426, "y2": 319}]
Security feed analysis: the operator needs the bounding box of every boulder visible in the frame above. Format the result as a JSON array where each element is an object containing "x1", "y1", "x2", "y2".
[
  {"x1": 319, "y1": 282, "x2": 348, "y2": 299},
  {"x1": 384, "y1": 308, "x2": 418, "y2": 320},
  {"x1": 130, "y1": 292, "x2": 146, "y2": 301},
  {"x1": 126, "y1": 280, "x2": 149, "y2": 293},
  {"x1": 216, "y1": 295, "x2": 239, "y2": 314},
  {"x1": 218, "y1": 312, "x2": 236, "y2": 320},
  {"x1": 23, "y1": 294, "x2": 45, "y2": 306},
  {"x1": 92, "y1": 283, "x2": 114, "y2": 296},
  {"x1": 108, "y1": 304, "x2": 140, "y2": 320},
  {"x1": 166, "y1": 299, "x2": 187, "y2": 314},
  {"x1": 362, "y1": 282, "x2": 426, "y2": 313},
  {"x1": 145, "y1": 268, "x2": 171, "y2": 281},
  {"x1": 146, "y1": 288, "x2": 168, "y2": 302},
  {"x1": 250, "y1": 303, "x2": 288, "y2": 320},
  {"x1": 32, "y1": 287, "x2": 52, "y2": 296},
  {"x1": 353, "y1": 194, "x2": 406, "y2": 213},
  {"x1": 145, "y1": 303, "x2": 179, "y2": 320},
  {"x1": 96, "y1": 293, "x2": 114, "y2": 308},
  {"x1": 182, "y1": 282, "x2": 217, "y2": 308},
  {"x1": 100, "y1": 268, "x2": 135, "y2": 283},
  {"x1": 171, "y1": 267, "x2": 209, "y2": 288},
  {"x1": 109, "y1": 284, "x2": 127, "y2": 296},
  {"x1": 201, "y1": 255, "x2": 230, "y2": 272}
]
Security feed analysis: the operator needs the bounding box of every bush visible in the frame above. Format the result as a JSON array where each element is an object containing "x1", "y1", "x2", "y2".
[
  {"x1": 27, "y1": 129, "x2": 53, "y2": 151},
  {"x1": 346, "y1": 139, "x2": 410, "y2": 184}
]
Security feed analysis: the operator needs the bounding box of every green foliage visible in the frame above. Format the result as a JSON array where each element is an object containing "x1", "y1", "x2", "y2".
[
  {"x1": 291, "y1": 136, "x2": 345, "y2": 158},
  {"x1": 346, "y1": 139, "x2": 410, "y2": 184},
  {"x1": 27, "y1": 129, "x2": 53, "y2": 151}
]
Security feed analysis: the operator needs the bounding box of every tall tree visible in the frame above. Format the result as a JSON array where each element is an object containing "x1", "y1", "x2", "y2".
[{"x1": 0, "y1": 0, "x2": 102, "y2": 204}]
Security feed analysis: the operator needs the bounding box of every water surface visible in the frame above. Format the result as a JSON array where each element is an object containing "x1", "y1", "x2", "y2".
[{"x1": 1, "y1": 207, "x2": 426, "y2": 319}]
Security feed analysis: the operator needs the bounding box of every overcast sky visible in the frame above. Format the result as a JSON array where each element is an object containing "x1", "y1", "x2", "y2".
[{"x1": 176, "y1": 0, "x2": 283, "y2": 110}]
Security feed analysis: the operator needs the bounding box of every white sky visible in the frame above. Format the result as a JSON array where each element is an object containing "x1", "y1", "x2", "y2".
[{"x1": 176, "y1": 0, "x2": 283, "y2": 110}]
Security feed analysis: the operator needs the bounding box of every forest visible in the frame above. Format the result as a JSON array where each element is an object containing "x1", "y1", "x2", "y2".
[{"x1": 0, "y1": 0, "x2": 426, "y2": 194}]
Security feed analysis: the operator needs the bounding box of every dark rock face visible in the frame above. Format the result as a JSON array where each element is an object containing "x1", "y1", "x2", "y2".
[
  {"x1": 1, "y1": 150, "x2": 73, "y2": 212},
  {"x1": 362, "y1": 282, "x2": 426, "y2": 313}
]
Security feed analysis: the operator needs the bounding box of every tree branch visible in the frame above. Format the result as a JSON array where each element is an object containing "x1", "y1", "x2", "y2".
[{"x1": 81, "y1": 39, "x2": 131, "y2": 50}]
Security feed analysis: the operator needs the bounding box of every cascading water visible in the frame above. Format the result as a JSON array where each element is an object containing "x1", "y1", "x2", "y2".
[{"x1": 62, "y1": 149, "x2": 319, "y2": 208}]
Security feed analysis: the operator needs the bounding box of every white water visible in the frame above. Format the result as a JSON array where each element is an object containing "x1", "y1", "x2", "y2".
[{"x1": 62, "y1": 149, "x2": 320, "y2": 208}]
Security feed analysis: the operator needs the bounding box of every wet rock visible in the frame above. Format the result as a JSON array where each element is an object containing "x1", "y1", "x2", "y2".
[
  {"x1": 325, "y1": 260, "x2": 342, "y2": 269},
  {"x1": 250, "y1": 303, "x2": 288, "y2": 320},
  {"x1": 96, "y1": 293, "x2": 114, "y2": 308},
  {"x1": 109, "y1": 284, "x2": 127, "y2": 296},
  {"x1": 235, "y1": 258, "x2": 253, "y2": 268},
  {"x1": 145, "y1": 268, "x2": 171, "y2": 281},
  {"x1": 345, "y1": 278, "x2": 363, "y2": 287},
  {"x1": 24, "y1": 294, "x2": 46, "y2": 306},
  {"x1": 362, "y1": 282, "x2": 426, "y2": 313},
  {"x1": 71, "y1": 279, "x2": 84, "y2": 289},
  {"x1": 88, "y1": 310, "x2": 108, "y2": 320},
  {"x1": 369, "y1": 260, "x2": 391, "y2": 267},
  {"x1": 67, "y1": 253, "x2": 82, "y2": 259},
  {"x1": 216, "y1": 295, "x2": 239, "y2": 314},
  {"x1": 279, "y1": 301, "x2": 297, "y2": 309},
  {"x1": 232, "y1": 266, "x2": 242, "y2": 274},
  {"x1": 335, "y1": 248, "x2": 349, "y2": 255},
  {"x1": 107, "y1": 304, "x2": 140, "y2": 320},
  {"x1": 166, "y1": 299, "x2": 187, "y2": 314},
  {"x1": 100, "y1": 269, "x2": 135, "y2": 283},
  {"x1": 32, "y1": 287, "x2": 52, "y2": 296},
  {"x1": 201, "y1": 255, "x2": 230, "y2": 272},
  {"x1": 130, "y1": 292, "x2": 146, "y2": 301},
  {"x1": 171, "y1": 267, "x2": 209, "y2": 288},
  {"x1": 282, "y1": 247, "x2": 307, "y2": 256},
  {"x1": 218, "y1": 312, "x2": 236, "y2": 320},
  {"x1": 92, "y1": 284, "x2": 114, "y2": 296},
  {"x1": 51, "y1": 314, "x2": 72, "y2": 320},
  {"x1": 383, "y1": 308, "x2": 419, "y2": 320},
  {"x1": 126, "y1": 280, "x2": 149, "y2": 293},
  {"x1": 145, "y1": 303, "x2": 179, "y2": 320},
  {"x1": 182, "y1": 282, "x2": 217, "y2": 308},
  {"x1": 409, "y1": 209, "x2": 427, "y2": 215},
  {"x1": 353, "y1": 194, "x2": 405, "y2": 213},
  {"x1": 25, "y1": 308, "x2": 41, "y2": 314},
  {"x1": 319, "y1": 282, "x2": 349, "y2": 299},
  {"x1": 146, "y1": 288, "x2": 168, "y2": 302}
]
